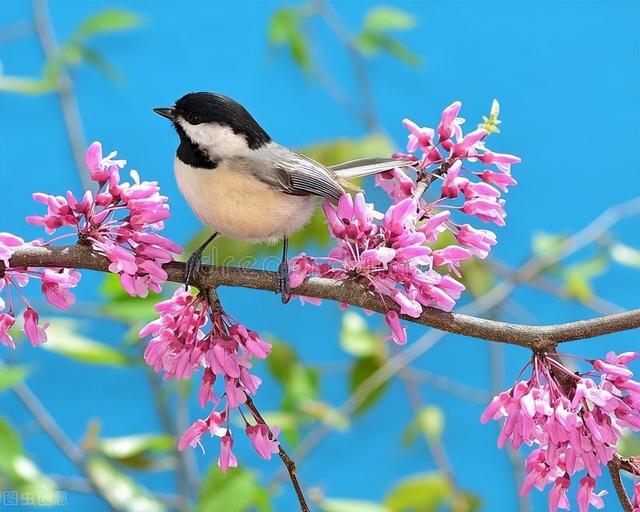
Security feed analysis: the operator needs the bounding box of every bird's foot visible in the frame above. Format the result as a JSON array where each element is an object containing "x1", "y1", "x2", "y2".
[
  {"x1": 184, "y1": 249, "x2": 204, "y2": 290},
  {"x1": 276, "y1": 259, "x2": 291, "y2": 304}
]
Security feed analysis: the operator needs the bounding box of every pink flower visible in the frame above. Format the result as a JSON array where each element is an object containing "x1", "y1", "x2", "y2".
[
  {"x1": 0, "y1": 313, "x2": 16, "y2": 349},
  {"x1": 40, "y1": 268, "x2": 81, "y2": 310},
  {"x1": 483, "y1": 351, "x2": 640, "y2": 511},
  {"x1": 246, "y1": 423, "x2": 279, "y2": 460},
  {"x1": 402, "y1": 118, "x2": 435, "y2": 152},
  {"x1": 437, "y1": 101, "x2": 463, "y2": 141},
  {"x1": 22, "y1": 308, "x2": 48, "y2": 346},
  {"x1": 576, "y1": 476, "x2": 606, "y2": 512},
  {"x1": 29, "y1": 143, "x2": 181, "y2": 298},
  {"x1": 385, "y1": 311, "x2": 407, "y2": 345},
  {"x1": 178, "y1": 419, "x2": 209, "y2": 451},
  {"x1": 456, "y1": 224, "x2": 497, "y2": 259},
  {"x1": 479, "y1": 170, "x2": 517, "y2": 191},
  {"x1": 0, "y1": 233, "x2": 24, "y2": 265},
  {"x1": 218, "y1": 434, "x2": 238, "y2": 472}
]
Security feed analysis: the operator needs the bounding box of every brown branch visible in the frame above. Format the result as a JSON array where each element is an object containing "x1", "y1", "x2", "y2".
[
  {"x1": 244, "y1": 397, "x2": 310, "y2": 512},
  {"x1": 5, "y1": 244, "x2": 640, "y2": 350},
  {"x1": 608, "y1": 456, "x2": 634, "y2": 512}
]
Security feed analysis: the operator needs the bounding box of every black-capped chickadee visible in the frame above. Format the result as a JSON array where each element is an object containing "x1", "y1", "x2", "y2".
[{"x1": 154, "y1": 92, "x2": 411, "y2": 302}]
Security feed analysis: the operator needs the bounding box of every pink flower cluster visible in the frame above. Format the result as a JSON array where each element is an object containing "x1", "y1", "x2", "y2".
[
  {"x1": 0, "y1": 233, "x2": 80, "y2": 348},
  {"x1": 290, "y1": 101, "x2": 520, "y2": 344},
  {"x1": 27, "y1": 142, "x2": 181, "y2": 297},
  {"x1": 139, "y1": 288, "x2": 278, "y2": 470},
  {"x1": 482, "y1": 351, "x2": 640, "y2": 511}
]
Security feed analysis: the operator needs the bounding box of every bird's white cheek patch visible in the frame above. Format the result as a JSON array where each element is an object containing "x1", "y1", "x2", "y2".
[{"x1": 177, "y1": 120, "x2": 250, "y2": 160}]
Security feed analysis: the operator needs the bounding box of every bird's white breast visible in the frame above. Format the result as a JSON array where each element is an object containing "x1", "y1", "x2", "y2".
[{"x1": 174, "y1": 158, "x2": 316, "y2": 243}]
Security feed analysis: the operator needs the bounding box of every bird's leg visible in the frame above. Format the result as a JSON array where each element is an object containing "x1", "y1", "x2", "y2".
[
  {"x1": 276, "y1": 236, "x2": 291, "y2": 304},
  {"x1": 184, "y1": 232, "x2": 218, "y2": 289}
]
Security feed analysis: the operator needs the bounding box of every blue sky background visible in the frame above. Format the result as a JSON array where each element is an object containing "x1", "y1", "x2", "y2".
[{"x1": 0, "y1": 1, "x2": 639, "y2": 511}]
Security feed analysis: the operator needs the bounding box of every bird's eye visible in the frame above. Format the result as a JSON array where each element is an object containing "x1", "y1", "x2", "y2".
[{"x1": 185, "y1": 113, "x2": 201, "y2": 125}]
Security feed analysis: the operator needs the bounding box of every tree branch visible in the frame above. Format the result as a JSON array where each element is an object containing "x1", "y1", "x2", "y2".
[
  {"x1": 608, "y1": 456, "x2": 634, "y2": 512},
  {"x1": 244, "y1": 396, "x2": 310, "y2": 512},
  {"x1": 5, "y1": 244, "x2": 640, "y2": 350}
]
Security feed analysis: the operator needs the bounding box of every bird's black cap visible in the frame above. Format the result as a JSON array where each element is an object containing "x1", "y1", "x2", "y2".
[{"x1": 155, "y1": 92, "x2": 271, "y2": 150}]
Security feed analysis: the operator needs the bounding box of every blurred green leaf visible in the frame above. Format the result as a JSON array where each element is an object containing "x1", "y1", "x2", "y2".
[
  {"x1": 384, "y1": 472, "x2": 452, "y2": 512},
  {"x1": 340, "y1": 311, "x2": 384, "y2": 357},
  {"x1": 196, "y1": 466, "x2": 272, "y2": 512},
  {"x1": 402, "y1": 406, "x2": 445, "y2": 445},
  {"x1": 349, "y1": 355, "x2": 388, "y2": 415},
  {"x1": 356, "y1": 7, "x2": 420, "y2": 66},
  {"x1": 101, "y1": 274, "x2": 159, "y2": 324},
  {"x1": 98, "y1": 433, "x2": 175, "y2": 469},
  {"x1": 86, "y1": 457, "x2": 165, "y2": 511},
  {"x1": 0, "y1": 75, "x2": 55, "y2": 94},
  {"x1": 362, "y1": 6, "x2": 416, "y2": 32},
  {"x1": 282, "y1": 364, "x2": 320, "y2": 411},
  {"x1": 562, "y1": 255, "x2": 608, "y2": 302},
  {"x1": 80, "y1": 47, "x2": 122, "y2": 82},
  {"x1": 300, "y1": 400, "x2": 349, "y2": 431},
  {"x1": 459, "y1": 258, "x2": 494, "y2": 297},
  {"x1": 532, "y1": 232, "x2": 567, "y2": 259},
  {"x1": 0, "y1": 365, "x2": 29, "y2": 393},
  {"x1": 72, "y1": 9, "x2": 140, "y2": 42},
  {"x1": 0, "y1": 417, "x2": 61, "y2": 504},
  {"x1": 618, "y1": 431, "x2": 640, "y2": 458},
  {"x1": 43, "y1": 320, "x2": 131, "y2": 366},
  {"x1": 320, "y1": 498, "x2": 390, "y2": 512},
  {"x1": 266, "y1": 339, "x2": 299, "y2": 384},
  {"x1": 269, "y1": 7, "x2": 311, "y2": 71},
  {"x1": 610, "y1": 243, "x2": 640, "y2": 268}
]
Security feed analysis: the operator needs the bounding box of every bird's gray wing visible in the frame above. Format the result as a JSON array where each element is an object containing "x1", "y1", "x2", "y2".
[
  {"x1": 247, "y1": 146, "x2": 345, "y2": 204},
  {"x1": 330, "y1": 157, "x2": 415, "y2": 179}
]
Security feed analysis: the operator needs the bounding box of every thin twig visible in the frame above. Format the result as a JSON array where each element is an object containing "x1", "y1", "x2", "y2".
[
  {"x1": 32, "y1": 0, "x2": 91, "y2": 190},
  {"x1": 608, "y1": 456, "x2": 634, "y2": 512},
  {"x1": 5, "y1": 244, "x2": 640, "y2": 349},
  {"x1": 401, "y1": 367, "x2": 490, "y2": 404},
  {"x1": 244, "y1": 396, "x2": 310, "y2": 512}
]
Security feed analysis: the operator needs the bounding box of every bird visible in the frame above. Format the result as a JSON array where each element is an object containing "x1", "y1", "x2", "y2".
[{"x1": 154, "y1": 92, "x2": 413, "y2": 302}]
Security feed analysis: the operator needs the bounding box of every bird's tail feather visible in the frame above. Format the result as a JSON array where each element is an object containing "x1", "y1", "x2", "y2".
[{"x1": 330, "y1": 157, "x2": 416, "y2": 180}]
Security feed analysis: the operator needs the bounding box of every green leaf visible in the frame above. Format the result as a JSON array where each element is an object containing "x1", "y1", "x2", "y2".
[
  {"x1": 320, "y1": 498, "x2": 390, "y2": 512},
  {"x1": 362, "y1": 7, "x2": 416, "y2": 32},
  {"x1": 562, "y1": 255, "x2": 608, "y2": 302},
  {"x1": 0, "y1": 365, "x2": 29, "y2": 393},
  {"x1": 72, "y1": 10, "x2": 140, "y2": 42},
  {"x1": 384, "y1": 473, "x2": 452, "y2": 512},
  {"x1": 0, "y1": 75, "x2": 55, "y2": 94},
  {"x1": 340, "y1": 311, "x2": 384, "y2": 357},
  {"x1": 100, "y1": 274, "x2": 159, "y2": 324},
  {"x1": 402, "y1": 406, "x2": 445, "y2": 445},
  {"x1": 299, "y1": 400, "x2": 349, "y2": 431},
  {"x1": 282, "y1": 364, "x2": 320, "y2": 411},
  {"x1": 196, "y1": 466, "x2": 272, "y2": 512},
  {"x1": 98, "y1": 434, "x2": 175, "y2": 469},
  {"x1": 266, "y1": 339, "x2": 299, "y2": 384},
  {"x1": 268, "y1": 7, "x2": 311, "y2": 71},
  {"x1": 87, "y1": 457, "x2": 165, "y2": 511},
  {"x1": 349, "y1": 356, "x2": 388, "y2": 415},
  {"x1": 80, "y1": 47, "x2": 122, "y2": 82},
  {"x1": 610, "y1": 243, "x2": 640, "y2": 268},
  {"x1": 459, "y1": 258, "x2": 494, "y2": 297},
  {"x1": 42, "y1": 319, "x2": 131, "y2": 366},
  {"x1": 0, "y1": 417, "x2": 61, "y2": 504},
  {"x1": 532, "y1": 232, "x2": 567, "y2": 259},
  {"x1": 618, "y1": 431, "x2": 640, "y2": 458}
]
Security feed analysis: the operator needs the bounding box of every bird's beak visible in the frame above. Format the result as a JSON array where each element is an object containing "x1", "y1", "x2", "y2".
[{"x1": 153, "y1": 107, "x2": 176, "y2": 121}]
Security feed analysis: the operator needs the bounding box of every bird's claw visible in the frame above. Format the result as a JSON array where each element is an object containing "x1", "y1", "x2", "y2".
[
  {"x1": 276, "y1": 259, "x2": 290, "y2": 304},
  {"x1": 184, "y1": 249, "x2": 203, "y2": 290}
]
